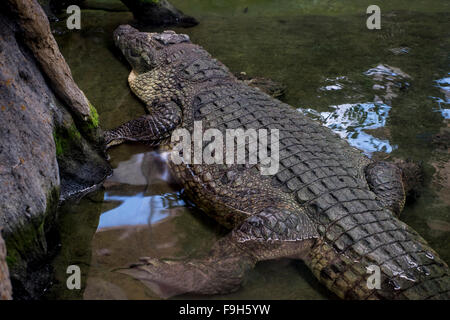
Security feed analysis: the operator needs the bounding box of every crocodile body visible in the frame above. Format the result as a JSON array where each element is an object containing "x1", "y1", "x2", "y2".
[{"x1": 106, "y1": 25, "x2": 450, "y2": 299}]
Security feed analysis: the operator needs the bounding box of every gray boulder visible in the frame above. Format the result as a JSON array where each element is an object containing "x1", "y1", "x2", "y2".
[
  {"x1": 0, "y1": 0, "x2": 110, "y2": 299},
  {"x1": 0, "y1": 234, "x2": 12, "y2": 300}
]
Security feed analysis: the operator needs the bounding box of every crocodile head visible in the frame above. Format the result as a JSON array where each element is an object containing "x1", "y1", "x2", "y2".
[
  {"x1": 105, "y1": 25, "x2": 190, "y2": 148},
  {"x1": 113, "y1": 25, "x2": 190, "y2": 74}
]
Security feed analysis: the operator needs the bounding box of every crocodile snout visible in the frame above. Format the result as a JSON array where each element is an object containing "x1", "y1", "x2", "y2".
[
  {"x1": 114, "y1": 25, "x2": 138, "y2": 39},
  {"x1": 113, "y1": 25, "x2": 139, "y2": 50},
  {"x1": 113, "y1": 25, "x2": 158, "y2": 73}
]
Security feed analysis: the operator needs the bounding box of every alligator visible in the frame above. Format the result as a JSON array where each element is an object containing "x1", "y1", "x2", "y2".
[{"x1": 105, "y1": 25, "x2": 450, "y2": 299}]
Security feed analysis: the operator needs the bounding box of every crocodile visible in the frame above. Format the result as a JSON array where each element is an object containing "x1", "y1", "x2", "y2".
[{"x1": 105, "y1": 25, "x2": 450, "y2": 299}]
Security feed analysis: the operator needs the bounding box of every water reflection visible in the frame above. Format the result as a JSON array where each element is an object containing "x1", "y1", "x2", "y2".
[
  {"x1": 98, "y1": 192, "x2": 185, "y2": 230},
  {"x1": 299, "y1": 102, "x2": 395, "y2": 155},
  {"x1": 107, "y1": 151, "x2": 173, "y2": 186},
  {"x1": 98, "y1": 150, "x2": 183, "y2": 230},
  {"x1": 364, "y1": 64, "x2": 402, "y2": 78},
  {"x1": 298, "y1": 64, "x2": 414, "y2": 155},
  {"x1": 431, "y1": 73, "x2": 450, "y2": 119},
  {"x1": 320, "y1": 84, "x2": 343, "y2": 91}
]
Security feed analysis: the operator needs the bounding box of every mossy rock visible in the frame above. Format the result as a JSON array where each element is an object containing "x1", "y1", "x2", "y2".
[
  {"x1": 0, "y1": 5, "x2": 110, "y2": 298},
  {"x1": 120, "y1": 0, "x2": 198, "y2": 27},
  {"x1": 83, "y1": 0, "x2": 129, "y2": 12}
]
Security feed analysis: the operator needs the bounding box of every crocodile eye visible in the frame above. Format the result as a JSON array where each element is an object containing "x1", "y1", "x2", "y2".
[{"x1": 129, "y1": 49, "x2": 140, "y2": 58}]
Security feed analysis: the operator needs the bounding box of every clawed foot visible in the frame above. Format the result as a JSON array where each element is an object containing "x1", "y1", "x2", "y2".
[
  {"x1": 115, "y1": 257, "x2": 207, "y2": 298},
  {"x1": 115, "y1": 235, "x2": 256, "y2": 298},
  {"x1": 103, "y1": 130, "x2": 125, "y2": 150}
]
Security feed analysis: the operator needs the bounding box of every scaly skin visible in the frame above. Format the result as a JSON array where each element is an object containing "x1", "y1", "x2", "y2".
[{"x1": 106, "y1": 25, "x2": 450, "y2": 299}]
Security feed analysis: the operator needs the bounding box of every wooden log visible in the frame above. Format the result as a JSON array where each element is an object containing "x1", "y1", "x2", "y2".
[{"x1": 6, "y1": 0, "x2": 92, "y2": 123}]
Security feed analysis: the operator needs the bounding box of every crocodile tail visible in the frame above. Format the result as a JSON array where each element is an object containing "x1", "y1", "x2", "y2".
[{"x1": 305, "y1": 214, "x2": 450, "y2": 300}]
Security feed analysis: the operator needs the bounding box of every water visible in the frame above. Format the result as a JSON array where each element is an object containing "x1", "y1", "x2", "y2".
[
  {"x1": 47, "y1": 0, "x2": 449, "y2": 299},
  {"x1": 300, "y1": 102, "x2": 395, "y2": 155},
  {"x1": 432, "y1": 73, "x2": 450, "y2": 119}
]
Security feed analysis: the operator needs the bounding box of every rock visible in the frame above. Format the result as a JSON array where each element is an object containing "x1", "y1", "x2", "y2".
[
  {"x1": 0, "y1": 0, "x2": 111, "y2": 299},
  {"x1": 7, "y1": 0, "x2": 101, "y2": 140},
  {"x1": 0, "y1": 234, "x2": 12, "y2": 300},
  {"x1": 120, "y1": 0, "x2": 198, "y2": 27}
]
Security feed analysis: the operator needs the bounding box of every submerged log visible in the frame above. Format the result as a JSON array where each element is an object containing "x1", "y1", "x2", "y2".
[{"x1": 0, "y1": 0, "x2": 111, "y2": 299}]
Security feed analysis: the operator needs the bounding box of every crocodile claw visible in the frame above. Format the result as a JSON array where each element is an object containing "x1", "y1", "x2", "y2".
[{"x1": 116, "y1": 258, "x2": 202, "y2": 299}]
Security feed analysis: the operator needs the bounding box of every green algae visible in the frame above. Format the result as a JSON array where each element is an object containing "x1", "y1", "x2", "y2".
[
  {"x1": 88, "y1": 102, "x2": 99, "y2": 129},
  {"x1": 53, "y1": 124, "x2": 82, "y2": 156},
  {"x1": 5, "y1": 186, "x2": 60, "y2": 272}
]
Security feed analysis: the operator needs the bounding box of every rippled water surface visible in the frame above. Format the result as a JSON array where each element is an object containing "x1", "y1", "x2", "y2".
[{"x1": 47, "y1": 0, "x2": 449, "y2": 299}]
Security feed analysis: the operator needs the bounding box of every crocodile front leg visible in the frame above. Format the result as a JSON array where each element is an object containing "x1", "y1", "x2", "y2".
[
  {"x1": 116, "y1": 207, "x2": 318, "y2": 298},
  {"x1": 104, "y1": 100, "x2": 181, "y2": 148},
  {"x1": 365, "y1": 160, "x2": 423, "y2": 216},
  {"x1": 365, "y1": 161, "x2": 406, "y2": 216}
]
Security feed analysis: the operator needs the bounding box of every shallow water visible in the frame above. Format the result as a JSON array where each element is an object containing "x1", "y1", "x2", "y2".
[{"x1": 47, "y1": 0, "x2": 449, "y2": 299}]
